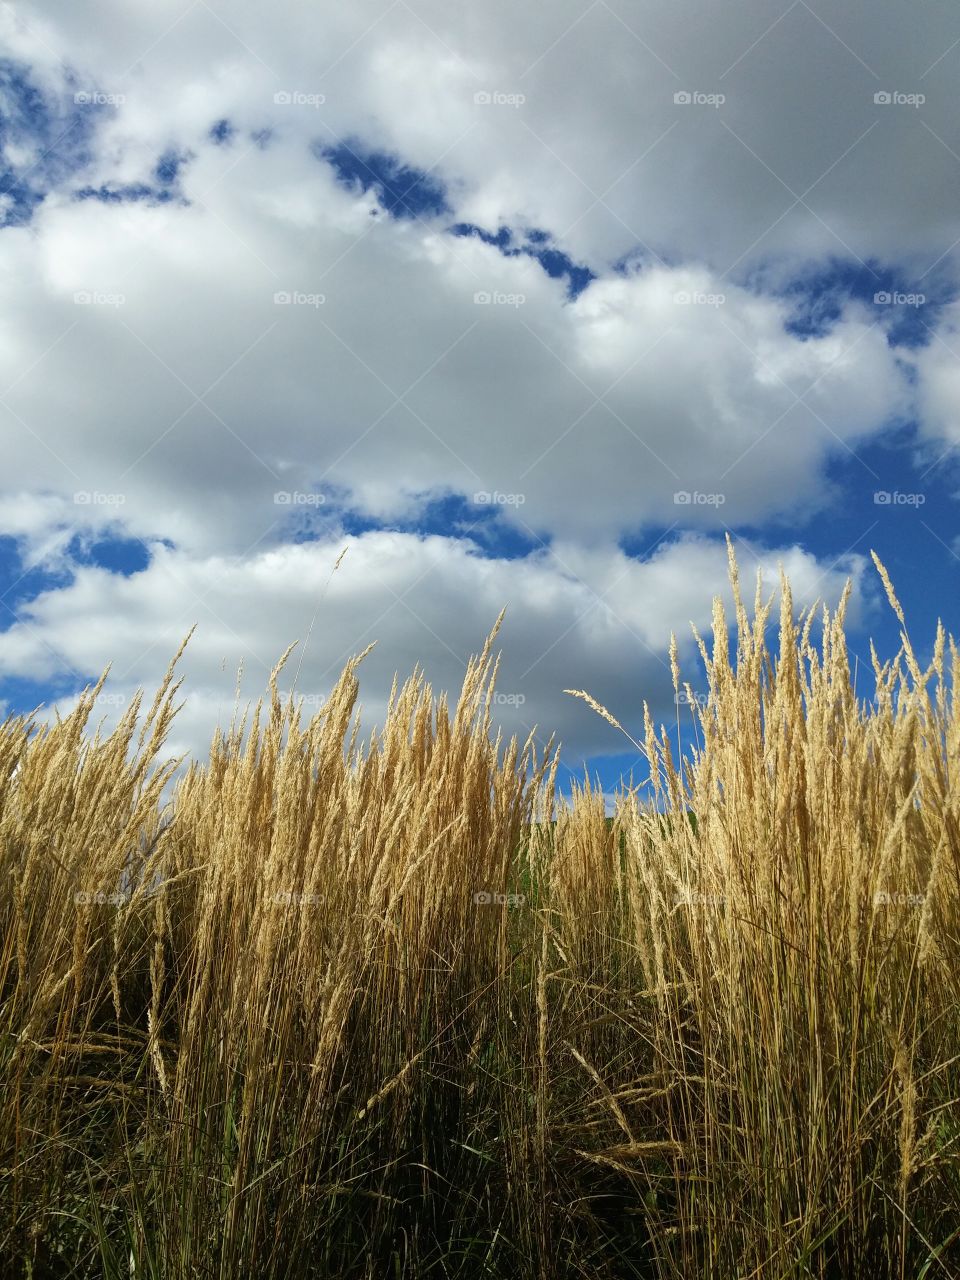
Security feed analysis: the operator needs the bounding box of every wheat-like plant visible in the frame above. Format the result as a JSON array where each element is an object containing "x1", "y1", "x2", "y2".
[{"x1": 0, "y1": 539, "x2": 957, "y2": 1278}]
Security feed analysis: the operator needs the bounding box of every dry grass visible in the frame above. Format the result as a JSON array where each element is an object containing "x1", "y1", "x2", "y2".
[{"x1": 1, "y1": 537, "x2": 958, "y2": 1278}]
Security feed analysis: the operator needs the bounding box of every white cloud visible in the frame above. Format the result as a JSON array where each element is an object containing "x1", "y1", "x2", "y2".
[
  {"x1": 0, "y1": 0, "x2": 951, "y2": 773},
  {"x1": 913, "y1": 302, "x2": 960, "y2": 464},
  {"x1": 3, "y1": 530, "x2": 866, "y2": 770},
  {"x1": 0, "y1": 169, "x2": 911, "y2": 562},
  {"x1": 5, "y1": 0, "x2": 960, "y2": 271}
]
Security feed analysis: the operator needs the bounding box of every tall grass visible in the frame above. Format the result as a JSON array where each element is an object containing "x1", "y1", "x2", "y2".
[{"x1": 1, "y1": 539, "x2": 958, "y2": 1278}]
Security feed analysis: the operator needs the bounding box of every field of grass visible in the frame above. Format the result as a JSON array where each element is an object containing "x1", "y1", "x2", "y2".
[{"x1": 2, "y1": 539, "x2": 959, "y2": 1278}]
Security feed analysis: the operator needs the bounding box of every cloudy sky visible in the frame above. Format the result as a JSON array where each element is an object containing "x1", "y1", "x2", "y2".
[{"x1": 1, "y1": 0, "x2": 959, "y2": 799}]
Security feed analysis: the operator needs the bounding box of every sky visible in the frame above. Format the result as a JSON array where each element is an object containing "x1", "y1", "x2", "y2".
[{"x1": 1, "y1": 0, "x2": 959, "y2": 807}]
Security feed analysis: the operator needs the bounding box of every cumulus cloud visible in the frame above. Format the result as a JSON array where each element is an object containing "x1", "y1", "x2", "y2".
[
  {"x1": 2, "y1": 530, "x2": 868, "y2": 774},
  {"x1": 0, "y1": 167, "x2": 912, "y2": 559},
  {"x1": 6, "y1": 0, "x2": 960, "y2": 269},
  {"x1": 913, "y1": 302, "x2": 960, "y2": 461},
  {"x1": 0, "y1": 0, "x2": 953, "y2": 775}
]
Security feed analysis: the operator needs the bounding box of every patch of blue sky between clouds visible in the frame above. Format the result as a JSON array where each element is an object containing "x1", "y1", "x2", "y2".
[
  {"x1": 66, "y1": 533, "x2": 152, "y2": 577},
  {"x1": 564, "y1": 748, "x2": 690, "y2": 814},
  {"x1": 0, "y1": 673, "x2": 81, "y2": 720},
  {"x1": 0, "y1": 535, "x2": 71, "y2": 633},
  {"x1": 74, "y1": 147, "x2": 192, "y2": 207},
  {"x1": 785, "y1": 433, "x2": 960, "y2": 672},
  {"x1": 0, "y1": 530, "x2": 162, "y2": 715},
  {"x1": 611, "y1": 244, "x2": 693, "y2": 278},
  {"x1": 317, "y1": 141, "x2": 450, "y2": 219},
  {"x1": 0, "y1": 531, "x2": 156, "y2": 631},
  {"x1": 561, "y1": 559, "x2": 949, "y2": 814},
  {"x1": 279, "y1": 492, "x2": 546, "y2": 561},
  {"x1": 209, "y1": 119, "x2": 236, "y2": 147},
  {"x1": 0, "y1": 58, "x2": 104, "y2": 227},
  {"x1": 452, "y1": 222, "x2": 595, "y2": 300},
  {"x1": 755, "y1": 257, "x2": 954, "y2": 348},
  {"x1": 618, "y1": 415, "x2": 960, "y2": 695},
  {"x1": 315, "y1": 139, "x2": 594, "y2": 298}
]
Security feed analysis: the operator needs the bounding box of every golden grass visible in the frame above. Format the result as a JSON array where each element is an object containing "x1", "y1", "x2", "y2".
[{"x1": 1, "y1": 537, "x2": 958, "y2": 1278}]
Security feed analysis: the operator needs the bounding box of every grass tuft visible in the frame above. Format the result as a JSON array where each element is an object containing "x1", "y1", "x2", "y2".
[{"x1": 1, "y1": 541, "x2": 958, "y2": 1277}]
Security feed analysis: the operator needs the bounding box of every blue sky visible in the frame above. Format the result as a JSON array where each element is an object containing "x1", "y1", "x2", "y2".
[{"x1": 1, "y1": 1, "x2": 959, "y2": 806}]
